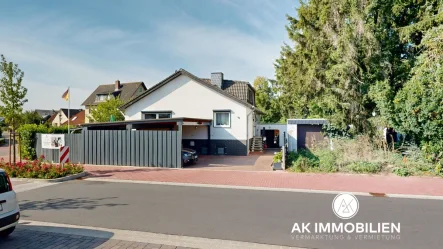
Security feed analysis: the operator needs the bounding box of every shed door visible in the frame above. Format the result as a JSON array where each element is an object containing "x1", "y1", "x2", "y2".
[{"x1": 297, "y1": 125, "x2": 324, "y2": 149}]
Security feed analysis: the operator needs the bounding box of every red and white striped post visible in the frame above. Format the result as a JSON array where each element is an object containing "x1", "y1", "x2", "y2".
[{"x1": 59, "y1": 146, "x2": 70, "y2": 167}]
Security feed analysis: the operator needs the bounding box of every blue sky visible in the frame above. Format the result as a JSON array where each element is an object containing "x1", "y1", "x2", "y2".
[{"x1": 0, "y1": 0, "x2": 298, "y2": 110}]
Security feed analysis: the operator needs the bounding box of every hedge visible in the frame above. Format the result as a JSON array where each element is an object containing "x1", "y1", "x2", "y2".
[{"x1": 17, "y1": 124, "x2": 70, "y2": 159}]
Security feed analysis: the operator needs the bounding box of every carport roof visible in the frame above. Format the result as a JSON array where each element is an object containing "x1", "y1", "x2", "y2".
[
  {"x1": 81, "y1": 117, "x2": 212, "y2": 127},
  {"x1": 287, "y1": 119, "x2": 328, "y2": 125}
]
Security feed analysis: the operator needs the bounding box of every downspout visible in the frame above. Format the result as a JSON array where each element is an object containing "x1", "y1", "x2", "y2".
[{"x1": 246, "y1": 107, "x2": 255, "y2": 155}]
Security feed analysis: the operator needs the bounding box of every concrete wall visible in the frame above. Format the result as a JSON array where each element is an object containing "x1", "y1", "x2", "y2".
[
  {"x1": 84, "y1": 107, "x2": 91, "y2": 123},
  {"x1": 287, "y1": 123, "x2": 298, "y2": 152},
  {"x1": 182, "y1": 125, "x2": 207, "y2": 139}
]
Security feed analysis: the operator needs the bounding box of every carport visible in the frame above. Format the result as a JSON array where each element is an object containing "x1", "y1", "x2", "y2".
[{"x1": 77, "y1": 117, "x2": 212, "y2": 168}]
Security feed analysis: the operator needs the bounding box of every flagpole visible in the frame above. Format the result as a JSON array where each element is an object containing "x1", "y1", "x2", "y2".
[{"x1": 68, "y1": 87, "x2": 70, "y2": 134}]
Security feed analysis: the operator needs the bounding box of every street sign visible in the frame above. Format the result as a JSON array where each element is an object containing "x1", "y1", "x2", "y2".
[{"x1": 60, "y1": 146, "x2": 70, "y2": 165}]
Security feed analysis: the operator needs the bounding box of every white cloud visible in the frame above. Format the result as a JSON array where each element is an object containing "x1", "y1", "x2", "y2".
[
  {"x1": 154, "y1": 21, "x2": 283, "y2": 81},
  {"x1": 0, "y1": 2, "x2": 296, "y2": 110}
]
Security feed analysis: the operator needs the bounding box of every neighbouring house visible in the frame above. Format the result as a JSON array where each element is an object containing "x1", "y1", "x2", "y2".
[
  {"x1": 119, "y1": 68, "x2": 262, "y2": 156},
  {"x1": 49, "y1": 109, "x2": 83, "y2": 127},
  {"x1": 61, "y1": 110, "x2": 85, "y2": 127},
  {"x1": 34, "y1": 109, "x2": 56, "y2": 123},
  {"x1": 81, "y1": 80, "x2": 147, "y2": 123}
]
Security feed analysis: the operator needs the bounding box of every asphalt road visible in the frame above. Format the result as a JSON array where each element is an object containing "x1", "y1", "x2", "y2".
[{"x1": 17, "y1": 180, "x2": 443, "y2": 249}]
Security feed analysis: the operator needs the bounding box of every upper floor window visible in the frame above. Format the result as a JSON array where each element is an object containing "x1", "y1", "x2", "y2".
[
  {"x1": 248, "y1": 89, "x2": 255, "y2": 105},
  {"x1": 143, "y1": 112, "x2": 172, "y2": 120},
  {"x1": 214, "y1": 111, "x2": 231, "y2": 128},
  {"x1": 96, "y1": 94, "x2": 111, "y2": 102}
]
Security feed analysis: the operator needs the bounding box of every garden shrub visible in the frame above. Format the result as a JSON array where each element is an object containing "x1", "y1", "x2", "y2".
[
  {"x1": 1, "y1": 156, "x2": 83, "y2": 179},
  {"x1": 393, "y1": 167, "x2": 413, "y2": 177},
  {"x1": 273, "y1": 151, "x2": 282, "y2": 163},
  {"x1": 346, "y1": 161, "x2": 382, "y2": 174},
  {"x1": 316, "y1": 149, "x2": 338, "y2": 172},
  {"x1": 17, "y1": 124, "x2": 69, "y2": 159},
  {"x1": 288, "y1": 149, "x2": 320, "y2": 172}
]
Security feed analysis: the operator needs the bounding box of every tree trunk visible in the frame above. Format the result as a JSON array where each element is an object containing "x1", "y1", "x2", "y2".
[
  {"x1": 19, "y1": 133, "x2": 22, "y2": 162},
  {"x1": 12, "y1": 129, "x2": 16, "y2": 165},
  {"x1": 8, "y1": 130, "x2": 11, "y2": 165}
]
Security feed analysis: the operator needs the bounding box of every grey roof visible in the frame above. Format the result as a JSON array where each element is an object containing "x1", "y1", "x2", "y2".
[
  {"x1": 81, "y1": 82, "x2": 147, "y2": 106},
  {"x1": 82, "y1": 117, "x2": 212, "y2": 127},
  {"x1": 61, "y1": 109, "x2": 83, "y2": 119},
  {"x1": 200, "y1": 78, "x2": 255, "y2": 104},
  {"x1": 287, "y1": 119, "x2": 328, "y2": 125},
  {"x1": 121, "y1": 69, "x2": 263, "y2": 114},
  {"x1": 34, "y1": 109, "x2": 56, "y2": 117}
]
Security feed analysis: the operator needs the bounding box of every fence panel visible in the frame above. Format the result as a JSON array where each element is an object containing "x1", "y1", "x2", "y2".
[{"x1": 34, "y1": 130, "x2": 181, "y2": 168}]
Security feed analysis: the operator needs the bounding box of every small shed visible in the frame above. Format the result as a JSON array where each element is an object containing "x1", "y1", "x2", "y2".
[{"x1": 287, "y1": 119, "x2": 328, "y2": 152}]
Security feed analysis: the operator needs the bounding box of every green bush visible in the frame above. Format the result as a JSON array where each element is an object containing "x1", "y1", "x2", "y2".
[
  {"x1": 346, "y1": 161, "x2": 381, "y2": 174},
  {"x1": 422, "y1": 141, "x2": 443, "y2": 163},
  {"x1": 317, "y1": 149, "x2": 338, "y2": 172},
  {"x1": 288, "y1": 149, "x2": 320, "y2": 172},
  {"x1": 17, "y1": 124, "x2": 69, "y2": 159},
  {"x1": 273, "y1": 151, "x2": 283, "y2": 163},
  {"x1": 393, "y1": 167, "x2": 413, "y2": 177}
]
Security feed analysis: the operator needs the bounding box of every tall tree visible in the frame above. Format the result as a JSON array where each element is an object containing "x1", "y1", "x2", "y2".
[
  {"x1": 253, "y1": 76, "x2": 282, "y2": 123},
  {"x1": 89, "y1": 95, "x2": 125, "y2": 122},
  {"x1": 21, "y1": 110, "x2": 43, "y2": 125},
  {"x1": 392, "y1": 1, "x2": 443, "y2": 155},
  {"x1": 275, "y1": 0, "x2": 423, "y2": 134},
  {"x1": 0, "y1": 54, "x2": 28, "y2": 164},
  {"x1": 275, "y1": 0, "x2": 380, "y2": 133}
]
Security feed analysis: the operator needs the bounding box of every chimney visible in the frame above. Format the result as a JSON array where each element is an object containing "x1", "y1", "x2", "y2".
[
  {"x1": 115, "y1": 80, "x2": 121, "y2": 91},
  {"x1": 211, "y1": 72, "x2": 223, "y2": 88}
]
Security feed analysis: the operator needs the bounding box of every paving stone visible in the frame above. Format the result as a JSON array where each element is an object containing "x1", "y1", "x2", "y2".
[{"x1": 0, "y1": 229, "x2": 191, "y2": 249}]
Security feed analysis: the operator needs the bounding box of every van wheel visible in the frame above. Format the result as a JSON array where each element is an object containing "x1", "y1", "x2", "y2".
[{"x1": 0, "y1": 227, "x2": 15, "y2": 237}]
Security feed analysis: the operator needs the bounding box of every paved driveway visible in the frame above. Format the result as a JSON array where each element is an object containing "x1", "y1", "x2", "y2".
[{"x1": 185, "y1": 150, "x2": 275, "y2": 171}]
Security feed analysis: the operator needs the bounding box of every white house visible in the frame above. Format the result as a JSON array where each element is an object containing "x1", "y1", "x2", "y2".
[
  {"x1": 121, "y1": 69, "x2": 261, "y2": 156},
  {"x1": 49, "y1": 109, "x2": 83, "y2": 127}
]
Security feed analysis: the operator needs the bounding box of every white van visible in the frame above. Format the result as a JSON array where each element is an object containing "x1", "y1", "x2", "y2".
[{"x1": 0, "y1": 169, "x2": 20, "y2": 237}]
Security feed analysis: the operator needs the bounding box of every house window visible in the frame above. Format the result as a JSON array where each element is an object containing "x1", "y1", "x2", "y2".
[
  {"x1": 214, "y1": 111, "x2": 231, "y2": 128},
  {"x1": 142, "y1": 112, "x2": 172, "y2": 120},
  {"x1": 96, "y1": 94, "x2": 110, "y2": 102},
  {"x1": 248, "y1": 89, "x2": 255, "y2": 105}
]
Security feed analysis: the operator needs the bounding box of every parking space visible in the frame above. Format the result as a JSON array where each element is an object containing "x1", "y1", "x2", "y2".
[{"x1": 184, "y1": 150, "x2": 275, "y2": 171}]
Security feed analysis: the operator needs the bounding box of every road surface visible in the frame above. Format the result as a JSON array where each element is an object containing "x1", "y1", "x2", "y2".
[{"x1": 17, "y1": 180, "x2": 443, "y2": 249}]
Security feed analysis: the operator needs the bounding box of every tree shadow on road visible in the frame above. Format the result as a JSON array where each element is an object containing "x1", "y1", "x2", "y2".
[
  {"x1": 19, "y1": 197, "x2": 127, "y2": 211},
  {"x1": 86, "y1": 167, "x2": 171, "y2": 178},
  {"x1": 0, "y1": 224, "x2": 114, "y2": 248}
]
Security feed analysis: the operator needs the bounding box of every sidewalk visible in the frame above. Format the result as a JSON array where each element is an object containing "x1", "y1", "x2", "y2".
[
  {"x1": 2, "y1": 220, "x2": 300, "y2": 249},
  {"x1": 84, "y1": 165, "x2": 443, "y2": 197}
]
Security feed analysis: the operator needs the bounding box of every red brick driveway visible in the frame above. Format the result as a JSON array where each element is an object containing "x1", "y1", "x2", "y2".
[{"x1": 84, "y1": 165, "x2": 443, "y2": 197}]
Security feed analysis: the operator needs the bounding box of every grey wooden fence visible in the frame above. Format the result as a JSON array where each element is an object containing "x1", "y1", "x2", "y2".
[
  {"x1": 35, "y1": 130, "x2": 182, "y2": 168},
  {"x1": 36, "y1": 134, "x2": 84, "y2": 163}
]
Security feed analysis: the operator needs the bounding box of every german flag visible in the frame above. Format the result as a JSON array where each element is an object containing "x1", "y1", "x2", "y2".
[{"x1": 62, "y1": 88, "x2": 69, "y2": 101}]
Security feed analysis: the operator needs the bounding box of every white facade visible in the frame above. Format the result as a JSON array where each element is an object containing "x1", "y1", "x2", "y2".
[
  {"x1": 51, "y1": 111, "x2": 68, "y2": 127},
  {"x1": 287, "y1": 123, "x2": 298, "y2": 152},
  {"x1": 255, "y1": 124, "x2": 287, "y2": 147},
  {"x1": 124, "y1": 74, "x2": 256, "y2": 142}
]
